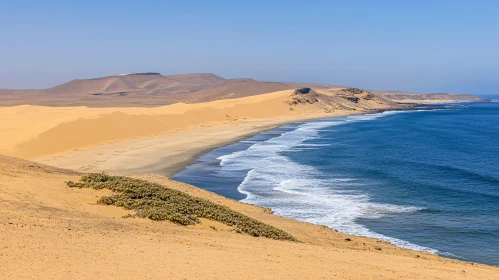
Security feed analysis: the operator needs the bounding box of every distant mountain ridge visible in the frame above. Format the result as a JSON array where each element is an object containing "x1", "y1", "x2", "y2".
[
  {"x1": 373, "y1": 90, "x2": 482, "y2": 102},
  {"x1": 0, "y1": 73, "x2": 482, "y2": 107},
  {"x1": 44, "y1": 73, "x2": 227, "y2": 94},
  {"x1": 0, "y1": 73, "x2": 337, "y2": 107}
]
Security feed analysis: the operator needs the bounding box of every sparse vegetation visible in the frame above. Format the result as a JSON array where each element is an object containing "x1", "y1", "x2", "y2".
[
  {"x1": 363, "y1": 93, "x2": 375, "y2": 100},
  {"x1": 66, "y1": 173, "x2": 295, "y2": 241},
  {"x1": 342, "y1": 96, "x2": 360, "y2": 103},
  {"x1": 262, "y1": 207, "x2": 274, "y2": 214},
  {"x1": 342, "y1": 87, "x2": 366, "y2": 94}
]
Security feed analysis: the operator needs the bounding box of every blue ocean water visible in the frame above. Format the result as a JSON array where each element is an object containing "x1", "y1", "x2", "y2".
[{"x1": 173, "y1": 102, "x2": 499, "y2": 265}]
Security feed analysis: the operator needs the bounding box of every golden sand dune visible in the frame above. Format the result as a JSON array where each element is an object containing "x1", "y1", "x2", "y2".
[
  {"x1": 1, "y1": 155, "x2": 497, "y2": 279},
  {"x1": 1, "y1": 88, "x2": 395, "y2": 160}
]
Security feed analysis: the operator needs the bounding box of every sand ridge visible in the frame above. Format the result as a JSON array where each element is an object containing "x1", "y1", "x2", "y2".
[
  {"x1": 1, "y1": 89, "x2": 296, "y2": 157},
  {"x1": 1, "y1": 88, "x2": 395, "y2": 160}
]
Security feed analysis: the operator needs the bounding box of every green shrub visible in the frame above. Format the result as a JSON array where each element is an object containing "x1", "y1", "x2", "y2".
[{"x1": 66, "y1": 173, "x2": 295, "y2": 241}]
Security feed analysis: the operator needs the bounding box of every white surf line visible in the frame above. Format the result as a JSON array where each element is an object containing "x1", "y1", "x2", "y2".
[{"x1": 218, "y1": 110, "x2": 441, "y2": 254}]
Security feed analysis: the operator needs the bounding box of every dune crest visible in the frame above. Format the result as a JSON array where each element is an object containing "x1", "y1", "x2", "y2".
[{"x1": 2, "y1": 88, "x2": 396, "y2": 159}]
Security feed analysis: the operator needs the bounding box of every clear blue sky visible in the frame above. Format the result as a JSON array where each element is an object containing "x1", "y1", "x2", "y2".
[{"x1": 1, "y1": 0, "x2": 498, "y2": 95}]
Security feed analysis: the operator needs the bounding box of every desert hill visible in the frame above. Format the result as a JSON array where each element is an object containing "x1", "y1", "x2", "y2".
[
  {"x1": 0, "y1": 73, "x2": 482, "y2": 107},
  {"x1": 0, "y1": 73, "x2": 336, "y2": 107},
  {"x1": 44, "y1": 73, "x2": 226, "y2": 95}
]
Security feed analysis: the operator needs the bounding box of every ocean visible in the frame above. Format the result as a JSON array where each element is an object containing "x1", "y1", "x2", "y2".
[{"x1": 173, "y1": 102, "x2": 499, "y2": 266}]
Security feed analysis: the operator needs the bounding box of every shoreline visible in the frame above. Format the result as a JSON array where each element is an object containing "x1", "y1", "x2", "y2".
[
  {"x1": 35, "y1": 112, "x2": 362, "y2": 176},
  {"x1": 35, "y1": 105, "x2": 440, "y2": 178},
  {"x1": 166, "y1": 104, "x2": 445, "y2": 177},
  {"x1": 172, "y1": 103, "x2": 499, "y2": 266},
  {"x1": 36, "y1": 105, "x2": 475, "y2": 257},
  {"x1": 160, "y1": 123, "x2": 282, "y2": 177},
  {"x1": 160, "y1": 120, "x2": 303, "y2": 177},
  {"x1": 173, "y1": 109, "x2": 431, "y2": 245}
]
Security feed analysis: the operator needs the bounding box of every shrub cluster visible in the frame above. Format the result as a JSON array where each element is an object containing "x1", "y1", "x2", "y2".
[
  {"x1": 342, "y1": 96, "x2": 360, "y2": 103},
  {"x1": 342, "y1": 87, "x2": 366, "y2": 94},
  {"x1": 66, "y1": 173, "x2": 295, "y2": 241}
]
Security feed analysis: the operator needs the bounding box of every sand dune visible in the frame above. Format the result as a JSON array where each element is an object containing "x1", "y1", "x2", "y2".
[
  {"x1": 2, "y1": 88, "x2": 397, "y2": 159},
  {"x1": 1, "y1": 155, "x2": 497, "y2": 279}
]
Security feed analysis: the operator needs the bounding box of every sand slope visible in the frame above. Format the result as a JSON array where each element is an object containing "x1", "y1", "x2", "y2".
[
  {"x1": 1, "y1": 89, "x2": 396, "y2": 159},
  {"x1": 1, "y1": 155, "x2": 497, "y2": 280}
]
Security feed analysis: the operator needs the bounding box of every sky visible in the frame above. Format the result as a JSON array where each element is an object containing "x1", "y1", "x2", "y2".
[{"x1": 1, "y1": 0, "x2": 498, "y2": 95}]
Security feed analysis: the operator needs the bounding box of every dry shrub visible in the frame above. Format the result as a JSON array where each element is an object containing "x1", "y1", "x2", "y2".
[{"x1": 66, "y1": 174, "x2": 295, "y2": 241}]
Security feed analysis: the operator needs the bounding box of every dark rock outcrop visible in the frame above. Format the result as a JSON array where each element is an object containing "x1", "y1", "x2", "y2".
[
  {"x1": 343, "y1": 96, "x2": 360, "y2": 103},
  {"x1": 294, "y1": 88, "x2": 312, "y2": 94},
  {"x1": 288, "y1": 88, "x2": 320, "y2": 106}
]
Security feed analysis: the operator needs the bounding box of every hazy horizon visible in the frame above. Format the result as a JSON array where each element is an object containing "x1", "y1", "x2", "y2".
[
  {"x1": 2, "y1": 71, "x2": 497, "y2": 98},
  {"x1": 2, "y1": 1, "x2": 498, "y2": 95}
]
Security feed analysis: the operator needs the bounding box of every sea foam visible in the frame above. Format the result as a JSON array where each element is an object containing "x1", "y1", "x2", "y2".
[{"x1": 217, "y1": 111, "x2": 438, "y2": 253}]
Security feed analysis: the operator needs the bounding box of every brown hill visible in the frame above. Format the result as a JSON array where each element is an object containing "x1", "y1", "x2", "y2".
[
  {"x1": 44, "y1": 73, "x2": 226, "y2": 95},
  {"x1": 0, "y1": 73, "x2": 481, "y2": 107},
  {"x1": 0, "y1": 73, "x2": 337, "y2": 107}
]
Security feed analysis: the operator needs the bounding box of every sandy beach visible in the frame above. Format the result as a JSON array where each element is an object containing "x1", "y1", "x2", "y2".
[
  {"x1": 34, "y1": 114, "x2": 344, "y2": 176},
  {"x1": 1, "y1": 88, "x2": 390, "y2": 174}
]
